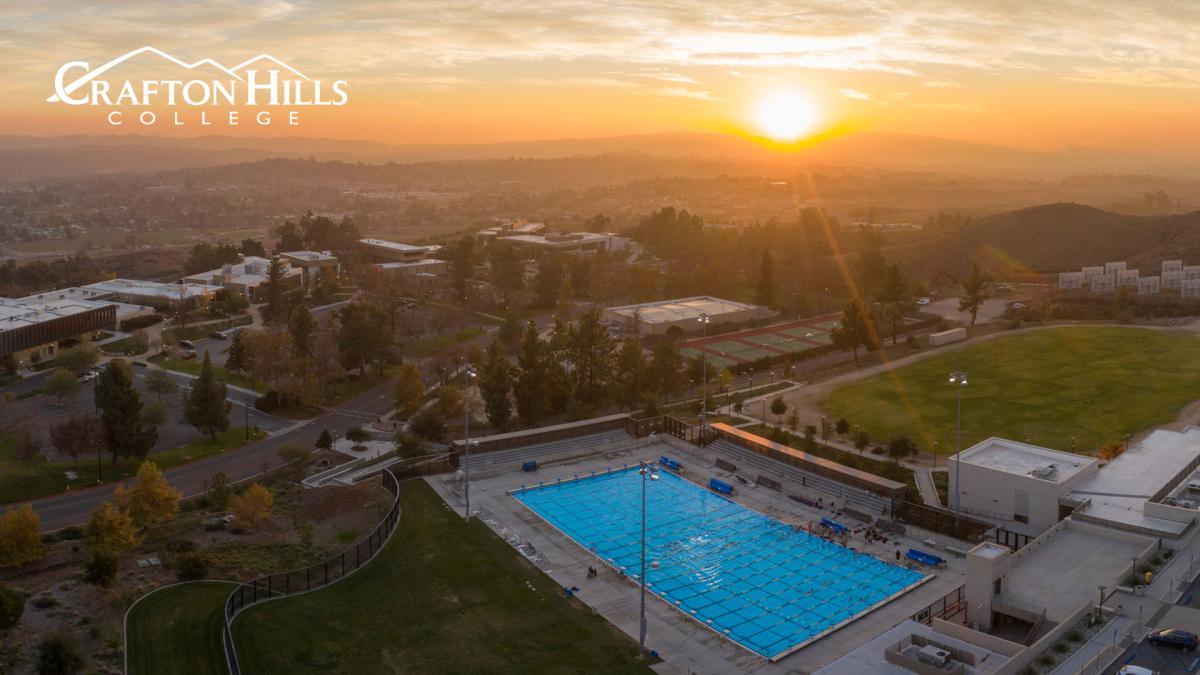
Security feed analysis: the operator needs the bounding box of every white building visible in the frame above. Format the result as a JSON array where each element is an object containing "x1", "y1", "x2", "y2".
[
  {"x1": 279, "y1": 250, "x2": 339, "y2": 287},
  {"x1": 950, "y1": 438, "x2": 1099, "y2": 532},
  {"x1": 1116, "y1": 269, "x2": 1139, "y2": 287},
  {"x1": 602, "y1": 296, "x2": 774, "y2": 336},
  {"x1": 1137, "y1": 276, "x2": 1161, "y2": 295},
  {"x1": 358, "y1": 238, "x2": 441, "y2": 262},
  {"x1": 1089, "y1": 273, "x2": 1115, "y2": 292},
  {"x1": 1057, "y1": 272, "x2": 1083, "y2": 290},
  {"x1": 78, "y1": 278, "x2": 214, "y2": 308},
  {"x1": 182, "y1": 256, "x2": 302, "y2": 301},
  {"x1": 1104, "y1": 261, "x2": 1126, "y2": 274}
]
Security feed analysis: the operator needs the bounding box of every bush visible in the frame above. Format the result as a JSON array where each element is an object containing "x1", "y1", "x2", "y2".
[
  {"x1": 118, "y1": 313, "x2": 163, "y2": 331},
  {"x1": 0, "y1": 583, "x2": 25, "y2": 633},
  {"x1": 83, "y1": 552, "x2": 118, "y2": 587},
  {"x1": 1036, "y1": 653, "x2": 1055, "y2": 667},
  {"x1": 56, "y1": 527, "x2": 83, "y2": 541},
  {"x1": 30, "y1": 596, "x2": 58, "y2": 609},
  {"x1": 164, "y1": 538, "x2": 196, "y2": 554},
  {"x1": 1065, "y1": 630, "x2": 1083, "y2": 643},
  {"x1": 1051, "y1": 642, "x2": 1069, "y2": 654},
  {"x1": 36, "y1": 631, "x2": 83, "y2": 675},
  {"x1": 172, "y1": 551, "x2": 209, "y2": 581}
]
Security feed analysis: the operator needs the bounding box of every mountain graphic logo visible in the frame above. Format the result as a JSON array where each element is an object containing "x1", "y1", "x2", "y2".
[{"x1": 48, "y1": 46, "x2": 311, "y2": 103}]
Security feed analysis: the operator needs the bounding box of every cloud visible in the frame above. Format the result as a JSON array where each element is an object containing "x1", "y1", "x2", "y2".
[
  {"x1": 837, "y1": 88, "x2": 871, "y2": 101},
  {"x1": 656, "y1": 86, "x2": 715, "y2": 100}
]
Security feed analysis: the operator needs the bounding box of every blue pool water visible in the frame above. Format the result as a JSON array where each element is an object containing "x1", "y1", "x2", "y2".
[{"x1": 514, "y1": 465, "x2": 926, "y2": 660}]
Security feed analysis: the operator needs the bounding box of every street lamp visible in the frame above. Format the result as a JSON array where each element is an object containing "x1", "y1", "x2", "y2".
[
  {"x1": 949, "y1": 371, "x2": 968, "y2": 521},
  {"x1": 697, "y1": 312, "x2": 710, "y2": 431},
  {"x1": 638, "y1": 461, "x2": 660, "y2": 658},
  {"x1": 463, "y1": 364, "x2": 478, "y2": 520}
]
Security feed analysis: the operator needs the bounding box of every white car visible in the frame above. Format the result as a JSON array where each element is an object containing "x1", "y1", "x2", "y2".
[
  {"x1": 916, "y1": 297, "x2": 931, "y2": 306},
  {"x1": 1119, "y1": 665, "x2": 1158, "y2": 675},
  {"x1": 1011, "y1": 302, "x2": 1026, "y2": 310},
  {"x1": 77, "y1": 371, "x2": 99, "y2": 383}
]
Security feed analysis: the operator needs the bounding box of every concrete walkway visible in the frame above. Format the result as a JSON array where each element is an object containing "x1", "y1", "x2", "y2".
[{"x1": 914, "y1": 468, "x2": 941, "y2": 506}]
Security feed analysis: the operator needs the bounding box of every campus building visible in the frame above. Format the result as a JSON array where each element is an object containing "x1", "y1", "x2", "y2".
[
  {"x1": 182, "y1": 256, "x2": 303, "y2": 301},
  {"x1": 496, "y1": 232, "x2": 617, "y2": 255},
  {"x1": 358, "y1": 238, "x2": 441, "y2": 262},
  {"x1": 375, "y1": 259, "x2": 449, "y2": 293},
  {"x1": 602, "y1": 296, "x2": 775, "y2": 336},
  {"x1": 279, "y1": 250, "x2": 339, "y2": 287},
  {"x1": 0, "y1": 296, "x2": 116, "y2": 366},
  {"x1": 477, "y1": 219, "x2": 547, "y2": 239},
  {"x1": 77, "y1": 278, "x2": 214, "y2": 308}
]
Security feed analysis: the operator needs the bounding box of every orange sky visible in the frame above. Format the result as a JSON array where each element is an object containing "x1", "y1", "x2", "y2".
[{"x1": 5, "y1": 2, "x2": 1200, "y2": 152}]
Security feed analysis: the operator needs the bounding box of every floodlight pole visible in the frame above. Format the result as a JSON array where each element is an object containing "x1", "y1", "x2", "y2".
[
  {"x1": 950, "y1": 371, "x2": 968, "y2": 523},
  {"x1": 638, "y1": 460, "x2": 657, "y2": 659},
  {"x1": 698, "y1": 312, "x2": 710, "y2": 433},
  {"x1": 463, "y1": 364, "x2": 477, "y2": 520}
]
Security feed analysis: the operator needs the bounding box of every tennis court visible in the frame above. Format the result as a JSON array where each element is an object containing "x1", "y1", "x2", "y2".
[{"x1": 675, "y1": 314, "x2": 841, "y2": 365}]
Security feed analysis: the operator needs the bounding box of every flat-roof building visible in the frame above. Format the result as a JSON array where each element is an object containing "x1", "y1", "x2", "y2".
[
  {"x1": 182, "y1": 256, "x2": 302, "y2": 301},
  {"x1": 478, "y1": 219, "x2": 547, "y2": 239},
  {"x1": 0, "y1": 296, "x2": 117, "y2": 365},
  {"x1": 950, "y1": 438, "x2": 1099, "y2": 533},
  {"x1": 359, "y1": 238, "x2": 441, "y2": 262},
  {"x1": 602, "y1": 296, "x2": 774, "y2": 336},
  {"x1": 497, "y1": 232, "x2": 613, "y2": 255},
  {"x1": 78, "y1": 279, "x2": 214, "y2": 308},
  {"x1": 279, "y1": 250, "x2": 339, "y2": 287}
]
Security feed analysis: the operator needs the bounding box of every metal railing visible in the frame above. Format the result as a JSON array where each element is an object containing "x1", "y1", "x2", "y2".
[{"x1": 221, "y1": 469, "x2": 402, "y2": 675}]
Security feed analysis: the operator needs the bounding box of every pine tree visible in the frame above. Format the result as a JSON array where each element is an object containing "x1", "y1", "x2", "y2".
[
  {"x1": 564, "y1": 309, "x2": 615, "y2": 409},
  {"x1": 831, "y1": 299, "x2": 872, "y2": 363},
  {"x1": 755, "y1": 250, "x2": 776, "y2": 306},
  {"x1": 479, "y1": 338, "x2": 513, "y2": 429},
  {"x1": 288, "y1": 305, "x2": 317, "y2": 357},
  {"x1": 878, "y1": 264, "x2": 911, "y2": 345},
  {"x1": 615, "y1": 338, "x2": 647, "y2": 410},
  {"x1": 263, "y1": 255, "x2": 288, "y2": 320},
  {"x1": 183, "y1": 352, "x2": 231, "y2": 439},
  {"x1": 94, "y1": 360, "x2": 156, "y2": 462},
  {"x1": 225, "y1": 329, "x2": 249, "y2": 372},
  {"x1": 649, "y1": 342, "x2": 684, "y2": 399},
  {"x1": 513, "y1": 321, "x2": 550, "y2": 426}
]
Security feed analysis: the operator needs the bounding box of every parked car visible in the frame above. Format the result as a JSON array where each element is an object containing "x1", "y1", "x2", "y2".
[
  {"x1": 916, "y1": 297, "x2": 931, "y2": 306},
  {"x1": 78, "y1": 371, "x2": 98, "y2": 383},
  {"x1": 209, "y1": 331, "x2": 228, "y2": 340},
  {"x1": 1118, "y1": 665, "x2": 1158, "y2": 675},
  {"x1": 180, "y1": 350, "x2": 198, "y2": 360},
  {"x1": 1010, "y1": 302, "x2": 1026, "y2": 310},
  {"x1": 178, "y1": 339, "x2": 196, "y2": 350},
  {"x1": 1148, "y1": 628, "x2": 1198, "y2": 651}
]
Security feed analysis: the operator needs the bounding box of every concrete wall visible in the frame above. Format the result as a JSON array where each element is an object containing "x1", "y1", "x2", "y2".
[
  {"x1": 929, "y1": 327, "x2": 967, "y2": 346},
  {"x1": 951, "y1": 462, "x2": 1065, "y2": 531},
  {"x1": 994, "y1": 602, "x2": 1093, "y2": 675},
  {"x1": 931, "y1": 618, "x2": 1025, "y2": 657},
  {"x1": 1145, "y1": 500, "x2": 1199, "y2": 525}
]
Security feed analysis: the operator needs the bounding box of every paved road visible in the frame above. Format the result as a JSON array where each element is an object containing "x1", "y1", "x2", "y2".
[{"x1": 27, "y1": 373, "x2": 398, "y2": 531}]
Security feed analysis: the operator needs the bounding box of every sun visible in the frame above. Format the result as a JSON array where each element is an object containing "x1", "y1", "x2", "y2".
[{"x1": 753, "y1": 90, "x2": 819, "y2": 142}]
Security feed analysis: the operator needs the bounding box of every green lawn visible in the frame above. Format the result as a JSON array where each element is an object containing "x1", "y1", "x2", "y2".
[
  {"x1": 126, "y1": 581, "x2": 235, "y2": 675},
  {"x1": 823, "y1": 326, "x2": 1200, "y2": 455},
  {"x1": 233, "y1": 481, "x2": 652, "y2": 674},
  {"x1": 163, "y1": 314, "x2": 253, "y2": 344},
  {"x1": 0, "y1": 428, "x2": 265, "y2": 504},
  {"x1": 148, "y1": 355, "x2": 263, "y2": 393}
]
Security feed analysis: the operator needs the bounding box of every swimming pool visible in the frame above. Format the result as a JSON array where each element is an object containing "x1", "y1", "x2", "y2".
[{"x1": 513, "y1": 464, "x2": 927, "y2": 661}]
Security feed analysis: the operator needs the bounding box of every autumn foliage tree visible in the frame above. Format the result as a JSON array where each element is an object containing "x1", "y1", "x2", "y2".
[
  {"x1": 84, "y1": 501, "x2": 140, "y2": 557},
  {"x1": 0, "y1": 505, "x2": 45, "y2": 568},
  {"x1": 115, "y1": 462, "x2": 181, "y2": 528},
  {"x1": 230, "y1": 483, "x2": 273, "y2": 529}
]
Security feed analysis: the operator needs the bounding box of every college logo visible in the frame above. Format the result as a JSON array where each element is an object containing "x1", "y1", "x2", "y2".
[{"x1": 48, "y1": 46, "x2": 349, "y2": 127}]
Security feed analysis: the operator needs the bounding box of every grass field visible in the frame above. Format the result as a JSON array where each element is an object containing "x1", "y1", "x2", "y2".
[
  {"x1": 233, "y1": 481, "x2": 652, "y2": 674},
  {"x1": 126, "y1": 581, "x2": 235, "y2": 675},
  {"x1": 0, "y1": 428, "x2": 265, "y2": 504},
  {"x1": 148, "y1": 355, "x2": 263, "y2": 393},
  {"x1": 823, "y1": 326, "x2": 1200, "y2": 455}
]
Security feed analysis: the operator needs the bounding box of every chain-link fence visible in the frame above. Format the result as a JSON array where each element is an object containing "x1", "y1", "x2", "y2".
[{"x1": 221, "y1": 469, "x2": 401, "y2": 674}]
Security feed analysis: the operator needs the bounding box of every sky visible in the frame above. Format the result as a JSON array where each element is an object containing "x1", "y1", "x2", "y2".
[{"x1": 4, "y1": 1, "x2": 1200, "y2": 151}]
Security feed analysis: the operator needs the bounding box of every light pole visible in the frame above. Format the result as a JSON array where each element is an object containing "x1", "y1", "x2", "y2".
[
  {"x1": 698, "y1": 312, "x2": 710, "y2": 431},
  {"x1": 949, "y1": 371, "x2": 968, "y2": 521},
  {"x1": 638, "y1": 461, "x2": 660, "y2": 658},
  {"x1": 463, "y1": 364, "x2": 478, "y2": 520}
]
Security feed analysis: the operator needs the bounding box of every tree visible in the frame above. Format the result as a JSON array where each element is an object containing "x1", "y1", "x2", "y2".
[
  {"x1": 240, "y1": 238, "x2": 266, "y2": 257},
  {"x1": 491, "y1": 244, "x2": 525, "y2": 300},
  {"x1": 533, "y1": 256, "x2": 564, "y2": 308},
  {"x1": 337, "y1": 304, "x2": 389, "y2": 376},
  {"x1": 0, "y1": 582, "x2": 25, "y2": 633},
  {"x1": 114, "y1": 462, "x2": 180, "y2": 528},
  {"x1": 856, "y1": 227, "x2": 888, "y2": 297},
  {"x1": 231, "y1": 483, "x2": 274, "y2": 529},
  {"x1": 309, "y1": 320, "x2": 345, "y2": 402},
  {"x1": 208, "y1": 471, "x2": 233, "y2": 509},
  {"x1": 513, "y1": 321, "x2": 552, "y2": 426},
  {"x1": 556, "y1": 272, "x2": 575, "y2": 319},
  {"x1": 959, "y1": 263, "x2": 990, "y2": 326},
  {"x1": 57, "y1": 343, "x2": 99, "y2": 374},
  {"x1": 649, "y1": 342, "x2": 685, "y2": 399},
  {"x1": 820, "y1": 416, "x2": 832, "y2": 442},
  {"x1": 315, "y1": 429, "x2": 333, "y2": 451},
  {"x1": 0, "y1": 505, "x2": 45, "y2": 568},
  {"x1": 346, "y1": 427, "x2": 370, "y2": 444},
  {"x1": 831, "y1": 299, "x2": 872, "y2": 363},
  {"x1": 395, "y1": 430, "x2": 425, "y2": 458},
  {"x1": 562, "y1": 309, "x2": 616, "y2": 409},
  {"x1": 887, "y1": 436, "x2": 919, "y2": 463},
  {"x1": 479, "y1": 338, "x2": 513, "y2": 429},
  {"x1": 183, "y1": 352, "x2": 231, "y2": 439},
  {"x1": 393, "y1": 362, "x2": 424, "y2": 415},
  {"x1": 94, "y1": 360, "x2": 157, "y2": 462},
  {"x1": 288, "y1": 305, "x2": 317, "y2": 357},
  {"x1": 225, "y1": 329, "x2": 249, "y2": 372},
  {"x1": 718, "y1": 367, "x2": 734, "y2": 393},
  {"x1": 37, "y1": 631, "x2": 84, "y2": 675},
  {"x1": 878, "y1": 264, "x2": 912, "y2": 345},
  {"x1": 435, "y1": 384, "x2": 464, "y2": 419},
  {"x1": 45, "y1": 368, "x2": 79, "y2": 406},
  {"x1": 13, "y1": 421, "x2": 42, "y2": 462},
  {"x1": 145, "y1": 368, "x2": 177, "y2": 401},
  {"x1": 245, "y1": 328, "x2": 295, "y2": 391},
  {"x1": 786, "y1": 408, "x2": 799, "y2": 431},
  {"x1": 835, "y1": 418, "x2": 850, "y2": 441},
  {"x1": 85, "y1": 501, "x2": 140, "y2": 556},
  {"x1": 614, "y1": 338, "x2": 647, "y2": 410},
  {"x1": 1099, "y1": 438, "x2": 1126, "y2": 461},
  {"x1": 770, "y1": 395, "x2": 787, "y2": 423},
  {"x1": 140, "y1": 401, "x2": 166, "y2": 429},
  {"x1": 410, "y1": 407, "x2": 447, "y2": 442},
  {"x1": 755, "y1": 250, "x2": 776, "y2": 307},
  {"x1": 854, "y1": 429, "x2": 870, "y2": 454},
  {"x1": 262, "y1": 255, "x2": 289, "y2": 321}
]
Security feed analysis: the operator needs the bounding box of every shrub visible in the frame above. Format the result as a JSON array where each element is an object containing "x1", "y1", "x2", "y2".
[
  {"x1": 164, "y1": 539, "x2": 196, "y2": 554},
  {"x1": 30, "y1": 596, "x2": 58, "y2": 609},
  {"x1": 1036, "y1": 653, "x2": 1055, "y2": 667},
  {"x1": 1051, "y1": 642, "x2": 1069, "y2": 654},
  {"x1": 118, "y1": 313, "x2": 163, "y2": 331},
  {"x1": 172, "y1": 551, "x2": 209, "y2": 581},
  {"x1": 83, "y1": 552, "x2": 118, "y2": 587},
  {"x1": 56, "y1": 527, "x2": 83, "y2": 542},
  {"x1": 1065, "y1": 630, "x2": 1083, "y2": 642},
  {"x1": 0, "y1": 583, "x2": 25, "y2": 633},
  {"x1": 36, "y1": 631, "x2": 83, "y2": 675}
]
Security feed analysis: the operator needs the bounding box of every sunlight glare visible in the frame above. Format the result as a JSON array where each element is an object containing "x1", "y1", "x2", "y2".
[{"x1": 754, "y1": 90, "x2": 819, "y2": 142}]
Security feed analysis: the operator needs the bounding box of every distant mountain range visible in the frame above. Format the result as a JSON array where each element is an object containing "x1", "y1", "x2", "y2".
[
  {"x1": 887, "y1": 202, "x2": 1200, "y2": 280},
  {"x1": 1, "y1": 131, "x2": 1195, "y2": 181}
]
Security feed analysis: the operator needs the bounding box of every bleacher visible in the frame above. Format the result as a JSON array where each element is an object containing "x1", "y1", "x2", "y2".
[
  {"x1": 709, "y1": 439, "x2": 892, "y2": 512},
  {"x1": 461, "y1": 430, "x2": 635, "y2": 477}
]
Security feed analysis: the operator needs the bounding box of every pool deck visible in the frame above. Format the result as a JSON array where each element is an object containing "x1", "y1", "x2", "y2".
[{"x1": 426, "y1": 439, "x2": 971, "y2": 674}]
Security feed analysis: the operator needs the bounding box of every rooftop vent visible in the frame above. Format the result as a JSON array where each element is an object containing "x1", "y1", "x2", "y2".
[
  {"x1": 917, "y1": 645, "x2": 951, "y2": 667},
  {"x1": 1031, "y1": 464, "x2": 1057, "y2": 478}
]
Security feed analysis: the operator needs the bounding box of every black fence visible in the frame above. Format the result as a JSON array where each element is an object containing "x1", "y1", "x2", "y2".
[
  {"x1": 624, "y1": 415, "x2": 714, "y2": 445},
  {"x1": 221, "y1": 469, "x2": 402, "y2": 674},
  {"x1": 989, "y1": 527, "x2": 1033, "y2": 551},
  {"x1": 911, "y1": 585, "x2": 966, "y2": 625},
  {"x1": 893, "y1": 500, "x2": 991, "y2": 543}
]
